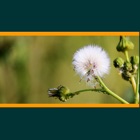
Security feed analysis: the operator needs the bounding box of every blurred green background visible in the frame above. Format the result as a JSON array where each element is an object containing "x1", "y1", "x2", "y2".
[{"x1": 0, "y1": 36, "x2": 139, "y2": 103}]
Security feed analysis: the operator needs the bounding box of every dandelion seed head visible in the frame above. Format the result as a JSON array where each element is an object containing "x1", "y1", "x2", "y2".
[{"x1": 72, "y1": 45, "x2": 110, "y2": 85}]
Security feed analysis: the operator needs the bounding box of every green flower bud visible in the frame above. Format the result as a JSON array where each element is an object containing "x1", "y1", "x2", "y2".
[
  {"x1": 48, "y1": 85, "x2": 70, "y2": 102},
  {"x1": 116, "y1": 36, "x2": 134, "y2": 52},
  {"x1": 124, "y1": 62, "x2": 132, "y2": 71},
  {"x1": 58, "y1": 85, "x2": 70, "y2": 96},
  {"x1": 130, "y1": 56, "x2": 139, "y2": 73},
  {"x1": 113, "y1": 57, "x2": 124, "y2": 68},
  {"x1": 130, "y1": 56, "x2": 139, "y2": 65}
]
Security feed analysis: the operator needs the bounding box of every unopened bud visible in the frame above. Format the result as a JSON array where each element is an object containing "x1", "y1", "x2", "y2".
[
  {"x1": 48, "y1": 85, "x2": 70, "y2": 102},
  {"x1": 58, "y1": 85, "x2": 70, "y2": 96},
  {"x1": 130, "y1": 56, "x2": 139, "y2": 65},
  {"x1": 113, "y1": 57, "x2": 124, "y2": 68},
  {"x1": 124, "y1": 62, "x2": 132, "y2": 71},
  {"x1": 116, "y1": 36, "x2": 134, "y2": 52},
  {"x1": 130, "y1": 55, "x2": 139, "y2": 73}
]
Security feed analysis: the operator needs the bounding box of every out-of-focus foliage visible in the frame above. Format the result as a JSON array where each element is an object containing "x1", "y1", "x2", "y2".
[{"x1": 0, "y1": 36, "x2": 139, "y2": 103}]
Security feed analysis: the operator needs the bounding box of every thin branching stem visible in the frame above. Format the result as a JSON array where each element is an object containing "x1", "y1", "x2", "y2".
[
  {"x1": 97, "y1": 76, "x2": 129, "y2": 104},
  {"x1": 135, "y1": 65, "x2": 139, "y2": 103}
]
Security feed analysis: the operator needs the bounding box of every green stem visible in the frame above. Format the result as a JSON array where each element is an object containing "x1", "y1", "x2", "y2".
[
  {"x1": 135, "y1": 65, "x2": 139, "y2": 103},
  {"x1": 73, "y1": 88, "x2": 104, "y2": 94},
  {"x1": 97, "y1": 76, "x2": 129, "y2": 104},
  {"x1": 130, "y1": 76, "x2": 139, "y2": 103},
  {"x1": 130, "y1": 76, "x2": 136, "y2": 93},
  {"x1": 68, "y1": 88, "x2": 105, "y2": 97},
  {"x1": 124, "y1": 50, "x2": 130, "y2": 62},
  {"x1": 124, "y1": 50, "x2": 138, "y2": 103}
]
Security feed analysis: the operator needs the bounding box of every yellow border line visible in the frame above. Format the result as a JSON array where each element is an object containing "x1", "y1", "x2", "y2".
[
  {"x1": 0, "y1": 104, "x2": 139, "y2": 108},
  {"x1": 0, "y1": 32, "x2": 139, "y2": 36},
  {"x1": 0, "y1": 31, "x2": 139, "y2": 107}
]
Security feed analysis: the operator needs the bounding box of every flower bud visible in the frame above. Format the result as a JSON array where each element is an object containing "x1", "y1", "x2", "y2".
[
  {"x1": 48, "y1": 85, "x2": 70, "y2": 102},
  {"x1": 124, "y1": 62, "x2": 132, "y2": 71},
  {"x1": 113, "y1": 57, "x2": 124, "y2": 68},
  {"x1": 116, "y1": 36, "x2": 134, "y2": 52},
  {"x1": 130, "y1": 55, "x2": 139, "y2": 73},
  {"x1": 130, "y1": 56, "x2": 139, "y2": 65},
  {"x1": 58, "y1": 85, "x2": 70, "y2": 96}
]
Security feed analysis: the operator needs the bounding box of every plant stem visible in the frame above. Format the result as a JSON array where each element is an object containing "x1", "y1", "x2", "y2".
[
  {"x1": 124, "y1": 50, "x2": 130, "y2": 62},
  {"x1": 130, "y1": 76, "x2": 136, "y2": 93},
  {"x1": 65, "y1": 88, "x2": 105, "y2": 100},
  {"x1": 97, "y1": 76, "x2": 129, "y2": 104},
  {"x1": 130, "y1": 75, "x2": 139, "y2": 103},
  {"x1": 72, "y1": 88, "x2": 104, "y2": 95},
  {"x1": 124, "y1": 50, "x2": 139, "y2": 103},
  {"x1": 135, "y1": 66, "x2": 139, "y2": 103}
]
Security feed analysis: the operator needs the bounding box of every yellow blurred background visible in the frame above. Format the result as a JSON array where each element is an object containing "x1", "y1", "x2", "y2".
[{"x1": 0, "y1": 36, "x2": 139, "y2": 103}]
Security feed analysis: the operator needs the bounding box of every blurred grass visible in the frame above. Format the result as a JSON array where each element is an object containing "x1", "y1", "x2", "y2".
[{"x1": 0, "y1": 36, "x2": 139, "y2": 103}]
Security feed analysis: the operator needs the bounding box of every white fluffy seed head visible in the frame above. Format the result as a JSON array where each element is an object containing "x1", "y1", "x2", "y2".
[{"x1": 72, "y1": 45, "x2": 110, "y2": 84}]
